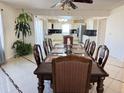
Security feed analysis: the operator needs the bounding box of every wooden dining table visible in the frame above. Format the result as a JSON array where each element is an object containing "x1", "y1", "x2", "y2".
[{"x1": 34, "y1": 43, "x2": 109, "y2": 93}]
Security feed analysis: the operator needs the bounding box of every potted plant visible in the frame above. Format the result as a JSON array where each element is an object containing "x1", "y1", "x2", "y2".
[{"x1": 12, "y1": 9, "x2": 32, "y2": 56}]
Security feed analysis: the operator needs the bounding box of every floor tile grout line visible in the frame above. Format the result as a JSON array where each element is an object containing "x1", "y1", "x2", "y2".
[
  {"x1": 0, "y1": 65, "x2": 23, "y2": 93},
  {"x1": 108, "y1": 63, "x2": 124, "y2": 69},
  {"x1": 21, "y1": 56, "x2": 36, "y2": 65},
  {"x1": 108, "y1": 77, "x2": 124, "y2": 83}
]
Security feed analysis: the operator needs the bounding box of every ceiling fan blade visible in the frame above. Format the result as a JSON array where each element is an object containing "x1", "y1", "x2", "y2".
[
  {"x1": 51, "y1": 0, "x2": 64, "y2": 8},
  {"x1": 69, "y1": 1, "x2": 78, "y2": 9},
  {"x1": 58, "y1": 1, "x2": 66, "y2": 10},
  {"x1": 73, "y1": 0, "x2": 93, "y2": 3},
  {"x1": 51, "y1": 3, "x2": 58, "y2": 8},
  {"x1": 51, "y1": 2, "x2": 63, "y2": 8}
]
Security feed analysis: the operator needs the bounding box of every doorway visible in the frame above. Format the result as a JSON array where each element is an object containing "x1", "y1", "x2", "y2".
[{"x1": 62, "y1": 23, "x2": 70, "y2": 35}]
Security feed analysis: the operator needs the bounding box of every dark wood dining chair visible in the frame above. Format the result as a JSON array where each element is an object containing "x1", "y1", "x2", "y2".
[
  {"x1": 95, "y1": 45, "x2": 109, "y2": 68},
  {"x1": 43, "y1": 40, "x2": 49, "y2": 56},
  {"x1": 63, "y1": 35, "x2": 73, "y2": 45},
  {"x1": 48, "y1": 38, "x2": 53, "y2": 51},
  {"x1": 87, "y1": 41, "x2": 96, "y2": 56},
  {"x1": 52, "y1": 55, "x2": 92, "y2": 93},
  {"x1": 84, "y1": 39, "x2": 90, "y2": 51},
  {"x1": 33, "y1": 44, "x2": 44, "y2": 66}
]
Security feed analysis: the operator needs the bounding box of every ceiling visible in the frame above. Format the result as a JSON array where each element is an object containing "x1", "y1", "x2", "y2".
[{"x1": 0, "y1": 0, "x2": 124, "y2": 10}]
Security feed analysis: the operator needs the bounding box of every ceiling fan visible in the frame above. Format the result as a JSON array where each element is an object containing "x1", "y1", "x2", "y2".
[{"x1": 51, "y1": 0, "x2": 93, "y2": 10}]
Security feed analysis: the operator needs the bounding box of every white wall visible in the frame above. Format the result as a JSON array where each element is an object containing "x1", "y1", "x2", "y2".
[
  {"x1": 0, "y1": 2, "x2": 17, "y2": 59},
  {"x1": 105, "y1": 5, "x2": 124, "y2": 60},
  {"x1": 97, "y1": 19, "x2": 107, "y2": 46},
  {"x1": 86, "y1": 18, "x2": 94, "y2": 29}
]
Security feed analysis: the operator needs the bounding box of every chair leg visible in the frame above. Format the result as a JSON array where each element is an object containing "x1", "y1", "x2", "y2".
[{"x1": 89, "y1": 84, "x2": 92, "y2": 89}]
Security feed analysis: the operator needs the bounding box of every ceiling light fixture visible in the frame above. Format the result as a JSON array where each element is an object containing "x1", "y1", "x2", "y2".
[
  {"x1": 58, "y1": 19, "x2": 68, "y2": 22},
  {"x1": 60, "y1": 0, "x2": 78, "y2": 11}
]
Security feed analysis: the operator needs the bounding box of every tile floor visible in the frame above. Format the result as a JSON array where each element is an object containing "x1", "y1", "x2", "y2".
[{"x1": 0, "y1": 54, "x2": 124, "y2": 93}]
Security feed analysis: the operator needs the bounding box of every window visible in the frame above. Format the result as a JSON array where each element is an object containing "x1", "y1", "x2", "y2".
[
  {"x1": 62, "y1": 23, "x2": 70, "y2": 35},
  {"x1": 0, "y1": 10, "x2": 5, "y2": 63},
  {"x1": 0, "y1": 11, "x2": 4, "y2": 49}
]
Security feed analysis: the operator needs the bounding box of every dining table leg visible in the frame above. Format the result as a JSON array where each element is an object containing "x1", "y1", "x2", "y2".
[
  {"x1": 37, "y1": 76, "x2": 44, "y2": 93},
  {"x1": 96, "y1": 77, "x2": 105, "y2": 93}
]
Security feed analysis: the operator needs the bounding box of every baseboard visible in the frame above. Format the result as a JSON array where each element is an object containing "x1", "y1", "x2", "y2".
[{"x1": 6, "y1": 55, "x2": 16, "y2": 62}]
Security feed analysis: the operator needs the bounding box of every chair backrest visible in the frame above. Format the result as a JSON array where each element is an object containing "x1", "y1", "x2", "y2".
[
  {"x1": 52, "y1": 55, "x2": 92, "y2": 93},
  {"x1": 87, "y1": 41, "x2": 96, "y2": 56},
  {"x1": 84, "y1": 39, "x2": 90, "y2": 50},
  {"x1": 48, "y1": 38, "x2": 53, "y2": 51},
  {"x1": 63, "y1": 35, "x2": 73, "y2": 45},
  {"x1": 43, "y1": 40, "x2": 49, "y2": 56},
  {"x1": 33, "y1": 44, "x2": 44, "y2": 66},
  {"x1": 95, "y1": 45, "x2": 109, "y2": 68}
]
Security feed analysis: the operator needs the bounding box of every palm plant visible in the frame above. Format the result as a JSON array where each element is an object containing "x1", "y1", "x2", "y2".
[
  {"x1": 12, "y1": 9, "x2": 33, "y2": 56},
  {"x1": 15, "y1": 9, "x2": 32, "y2": 43}
]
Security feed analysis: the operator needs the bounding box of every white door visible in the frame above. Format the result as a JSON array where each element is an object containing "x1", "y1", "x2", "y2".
[{"x1": 97, "y1": 19, "x2": 107, "y2": 46}]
